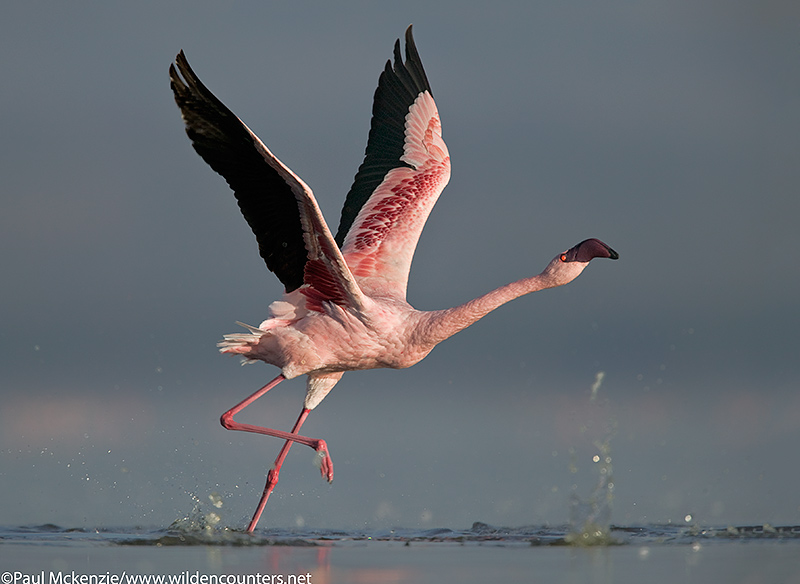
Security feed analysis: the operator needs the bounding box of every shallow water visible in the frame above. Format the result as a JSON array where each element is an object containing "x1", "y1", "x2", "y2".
[{"x1": 2, "y1": 523, "x2": 799, "y2": 584}]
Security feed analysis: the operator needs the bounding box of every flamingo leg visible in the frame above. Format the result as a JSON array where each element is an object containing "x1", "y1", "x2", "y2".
[
  {"x1": 219, "y1": 374, "x2": 333, "y2": 532},
  {"x1": 245, "y1": 407, "x2": 312, "y2": 532}
]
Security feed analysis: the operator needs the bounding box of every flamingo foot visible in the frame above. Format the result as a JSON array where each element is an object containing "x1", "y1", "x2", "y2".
[{"x1": 313, "y1": 440, "x2": 334, "y2": 482}]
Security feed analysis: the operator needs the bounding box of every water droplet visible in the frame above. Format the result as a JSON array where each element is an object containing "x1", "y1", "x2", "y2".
[{"x1": 205, "y1": 512, "x2": 221, "y2": 527}]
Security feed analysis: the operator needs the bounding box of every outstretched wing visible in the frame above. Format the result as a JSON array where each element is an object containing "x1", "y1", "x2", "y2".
[
  {"x1": 336, "y1": 26, "x2": 451, "y2": 300},
  {"x1": 169, "y1": 52, "x2": 365, "y2": 310}
]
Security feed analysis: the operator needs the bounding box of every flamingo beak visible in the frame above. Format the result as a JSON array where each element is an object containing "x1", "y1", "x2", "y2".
[{"x1": 563, "y1": 238, "x2": 619, "y2": 262}]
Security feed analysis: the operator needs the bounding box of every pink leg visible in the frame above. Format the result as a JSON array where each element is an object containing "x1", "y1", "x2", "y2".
[{"x1": 219, "y1": 374, "x2": 333, "y2": 532}]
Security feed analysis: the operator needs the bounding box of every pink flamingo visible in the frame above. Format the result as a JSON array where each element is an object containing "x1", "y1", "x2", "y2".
[{"x1": 169, "y1": 26, "x2": 618, "y2": 532}]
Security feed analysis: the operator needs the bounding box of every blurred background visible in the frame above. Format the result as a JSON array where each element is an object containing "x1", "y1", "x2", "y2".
[{"x1": 2, "y1": 1, "x2": 798, "y2": 530}]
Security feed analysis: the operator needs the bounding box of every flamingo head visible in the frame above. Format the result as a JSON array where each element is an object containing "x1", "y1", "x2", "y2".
[{"x1": 541, "y1": 238, "x2": 619, "y2": 286}]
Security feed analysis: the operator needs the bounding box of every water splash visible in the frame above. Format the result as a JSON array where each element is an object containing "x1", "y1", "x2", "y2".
[
  {"x1": 566, "y1": 438, "x2": 615, "y2": 545},
  {"x1": 565, "y1": 371, "x2": 617, "y2": 546},
  {"x1": 169, "y1": 491, "x2": 228, "y2": 536},
  {"x1": 590, "y1": 370, "x2": 605, "y2": 401}
]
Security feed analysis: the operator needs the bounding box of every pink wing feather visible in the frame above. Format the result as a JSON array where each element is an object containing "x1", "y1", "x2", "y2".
[{"x1": 341, "y1": 91, "x2": 451, "y2": 299}]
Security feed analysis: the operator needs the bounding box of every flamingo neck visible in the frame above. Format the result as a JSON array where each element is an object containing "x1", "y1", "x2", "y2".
[{"x1": 420, "y1": 272, "x2": 561, "y2": 347}]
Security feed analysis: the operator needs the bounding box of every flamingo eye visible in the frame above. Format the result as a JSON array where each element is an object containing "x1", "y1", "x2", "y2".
[{"x1": 560, "y1": 254, "x2": 567, "y2": 262}]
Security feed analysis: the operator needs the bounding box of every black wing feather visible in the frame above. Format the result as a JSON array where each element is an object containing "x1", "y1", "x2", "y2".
[
  {"x1": 334, "y1": 25, "x2": 433, "y2": 246},
  {"x1": 169, "y1": 52, "x2": 307, "y2": 292}
]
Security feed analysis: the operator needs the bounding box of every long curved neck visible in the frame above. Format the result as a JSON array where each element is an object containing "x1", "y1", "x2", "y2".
[{"x1": 420, "y1": 271, "x2": 562, "y2": 347}]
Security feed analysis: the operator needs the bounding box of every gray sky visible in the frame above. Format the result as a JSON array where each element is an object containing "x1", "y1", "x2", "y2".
[{"x1": 2, "y1": 1, "x2": 799, "y2": 530}]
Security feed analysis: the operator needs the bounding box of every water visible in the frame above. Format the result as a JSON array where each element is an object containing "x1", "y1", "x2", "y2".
[
  {"x1": 2, "y1": 523, "x2": 799, "y2": 584},
  {"x1": 5, "y1": 377, "x2": 798, "y2": 582}
]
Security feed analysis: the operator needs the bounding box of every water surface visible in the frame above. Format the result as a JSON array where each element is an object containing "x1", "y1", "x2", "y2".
[{"x1": 2, "y1": 523, "x2": 799, "y2": 584}]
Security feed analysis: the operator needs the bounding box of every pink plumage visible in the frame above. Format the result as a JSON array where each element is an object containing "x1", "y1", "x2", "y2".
[{"x1": 169, "y1": 26, "x2": 618, "y2": 532}]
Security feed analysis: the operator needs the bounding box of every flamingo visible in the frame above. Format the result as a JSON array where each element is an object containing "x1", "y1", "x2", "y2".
[{"x1": 169, "y1": 26, "x2": 618, "y2": 532}]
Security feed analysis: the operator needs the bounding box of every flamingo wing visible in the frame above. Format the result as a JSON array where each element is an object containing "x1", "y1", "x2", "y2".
[
  {"x1": 170, "y1": 52, "x2": 365, "y2": 311},
  {"x1": 336, "y1": 26, "x2": 452, "y2": 300}
]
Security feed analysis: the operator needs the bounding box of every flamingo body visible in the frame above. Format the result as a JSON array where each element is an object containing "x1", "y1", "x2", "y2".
[
  {"x1": 222, "y1": 293, "x2": 436, "y2": 384},
  {"x1": 169, "y1": 26, "x2": 618, "y2": 531}
]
